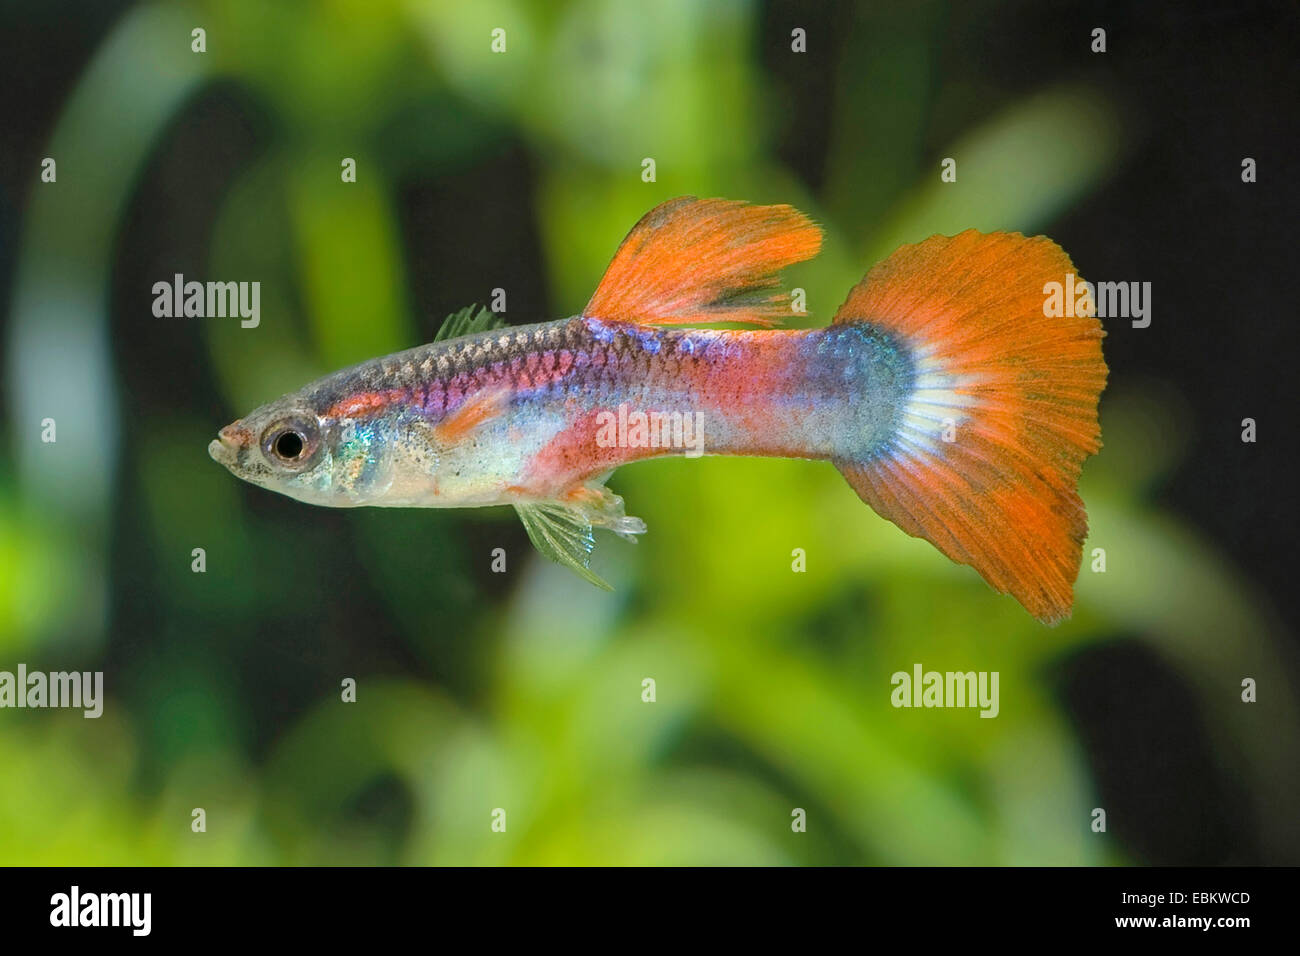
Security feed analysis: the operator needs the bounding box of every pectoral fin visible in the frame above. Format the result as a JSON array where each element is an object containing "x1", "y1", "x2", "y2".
[
  {"x1": 514, "y1": 482, "x2": 647, "y2": 590},
  {"x1": 433, "y1": 304, "x2": 506, "y2": 342}
]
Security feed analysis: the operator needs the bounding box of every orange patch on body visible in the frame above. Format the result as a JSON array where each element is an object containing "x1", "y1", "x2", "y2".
[
  {"x1": 563, "y1": 485, "x2": 603, "y2": 503},
  {"x1": 433, "y1": 388, "x2": 509, "y2": 443},
  {"x1": 325, "y1": 389, "x2": 407, "y2": 420}
]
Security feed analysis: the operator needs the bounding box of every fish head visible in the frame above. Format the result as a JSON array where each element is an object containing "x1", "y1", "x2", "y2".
[{"x1": 208, "y1": 393, "x2": 396, "y2": 507}]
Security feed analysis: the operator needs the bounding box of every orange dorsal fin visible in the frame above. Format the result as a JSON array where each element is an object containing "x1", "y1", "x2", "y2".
[
  {"x1": 584, "y1": 196, "x2": 822, "y2": 327},
  {"x1": 832, "y1": 230, "x2": 1107, "y2": 625}
]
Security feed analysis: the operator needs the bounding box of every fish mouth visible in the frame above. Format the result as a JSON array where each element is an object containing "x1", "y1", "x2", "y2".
[
  {"x1": 207, "y1": 438, "x2": 235, "y2": 466},
  {"x1": 209, "y1": 423, "x2": 251, "y2": 467}
]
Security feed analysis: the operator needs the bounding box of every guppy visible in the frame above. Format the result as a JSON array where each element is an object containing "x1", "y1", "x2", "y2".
[{"x1": 210, "y1": 197, "x2": 1106, "y2": 623}]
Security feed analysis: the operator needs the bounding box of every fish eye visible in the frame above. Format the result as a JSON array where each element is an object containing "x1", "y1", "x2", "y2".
[
  {"x1": 275, "y1": 431, "x2": 303, "y2": 459},
  {"x1": 261, "y1": 417, "x2": 319, "y2": 469}
]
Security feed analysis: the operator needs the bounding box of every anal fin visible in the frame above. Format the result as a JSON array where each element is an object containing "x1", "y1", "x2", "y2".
[{"x1": 514, "y1": 482, "x2": 647, "y2": 590}]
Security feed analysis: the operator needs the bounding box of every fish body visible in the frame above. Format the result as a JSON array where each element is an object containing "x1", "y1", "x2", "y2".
[
  {"x1": 215, "y1": 317, "x2": 909, "y2": 505},
  {"x1": 212, "y1": 197, "x2": 1106, "y2": 622}
]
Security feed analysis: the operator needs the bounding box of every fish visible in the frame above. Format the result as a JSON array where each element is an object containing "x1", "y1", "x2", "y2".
[{"x1": 209, "y1": 196, "x2": 1106, "y2": 623}]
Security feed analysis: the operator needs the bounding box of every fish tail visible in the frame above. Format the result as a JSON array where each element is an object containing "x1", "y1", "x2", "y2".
[{"x1": 831, "y1": 230, "x2": 1107, "y2": 625}]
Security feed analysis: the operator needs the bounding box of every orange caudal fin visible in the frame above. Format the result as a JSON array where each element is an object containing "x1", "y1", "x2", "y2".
[
  {"x1": 584, "y1": 196, "x2": 822, "y2": 327},
  {"x1": 834, "y1": 230, "x2": 1107, "y2": 625}
]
